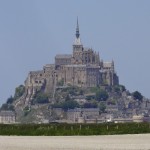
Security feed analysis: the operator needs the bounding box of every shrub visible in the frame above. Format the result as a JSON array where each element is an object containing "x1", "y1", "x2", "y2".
[
  {"x1": 52, "y1": 100, "x2": 79, "y2": 110},
  {"x1": 96, "y1": 89, "x2": 108, "y2": 101},
  {"x1": 57, "y1": 79, "x2": 64, "y2": 86},
  {"x1": 83, "y1": 102, "x2": 98, "y2": 108},
  {"x1": 51, "y1": 103, "x2": 62, "y2": 108},
  {"x1": 132, "y1": 91, "x2": 143, "y2": 101},
  {"x1": 0, "y1": 104, "x2": 14, "y2": 111},
  {"x1": 33, "y1": 92, "x2": 49, "y2": 104},
  {"x1": 114, "y1": 85, "x2": 121, "y2": 93},
  {"x1": 14, "y1": 85, "x2": 25, "y2": 100},
  {"x1": 90, "y1": 87, "x2": 100, "y2": 93},
  {"x1": 99, "y1": 102, "x2": 106, "y2": 112},
  {"x1": 86, "y1": 95, "x2": 95, "y2": 100},
  {"x1": 119, "y1": 85, "x2": 126, "y2": 92},
  {"x1": 107, "y1": 99, "x2": 116, "y2": 105},
  {"x1": 113, "y1": 85, "x2": 126, "y2": 93},
  {"x1": 6, "y1": 96, "x2": 14, "y2": 104},
  {"x1": 61, "y1": 100, "x2": 79, "y2": 111},
  {"x1": 65, "y1": 95, "x2": 71, "y2": 101}
]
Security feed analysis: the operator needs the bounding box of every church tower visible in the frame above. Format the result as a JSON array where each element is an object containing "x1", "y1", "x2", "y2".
[{"x1": 72, "y1": 18, "x2": 83, "y2": 64}]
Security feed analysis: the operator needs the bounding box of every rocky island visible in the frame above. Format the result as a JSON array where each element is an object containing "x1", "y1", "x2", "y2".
[{"x1": 0, "y1": 20, "x2": 150, "y2": 124}]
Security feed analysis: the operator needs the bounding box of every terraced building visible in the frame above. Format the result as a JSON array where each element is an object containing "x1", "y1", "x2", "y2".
[{"x1": 24, "y1": 19, "x2": 119, "y2": 103}]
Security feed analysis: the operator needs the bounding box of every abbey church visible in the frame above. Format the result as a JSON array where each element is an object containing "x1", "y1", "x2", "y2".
[{"x1": 25, "y1": 20, "x2": 119, "y2": 101}]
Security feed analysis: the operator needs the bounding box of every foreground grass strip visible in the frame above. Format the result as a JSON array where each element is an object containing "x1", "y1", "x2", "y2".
[{"x1": 0, "y1": 123, "x2": 150, "y2": 136}]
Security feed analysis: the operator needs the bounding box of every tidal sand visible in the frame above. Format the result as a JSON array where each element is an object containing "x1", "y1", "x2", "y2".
[{"x1": 0, "y1": 134, "x2": 150, "y2": 150}]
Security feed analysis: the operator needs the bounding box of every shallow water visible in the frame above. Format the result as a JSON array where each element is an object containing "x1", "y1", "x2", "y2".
[{"x1": 0, "y1": 134, "x2": 150, "y2": 150}]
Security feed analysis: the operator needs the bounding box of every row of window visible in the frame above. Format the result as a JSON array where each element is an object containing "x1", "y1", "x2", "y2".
[
  {"x1": 0, "y1": 117, "x2": 15, "y2": 122},
  {"x1": 56, "y1": 59, "x2": 71, "y2": 64}
]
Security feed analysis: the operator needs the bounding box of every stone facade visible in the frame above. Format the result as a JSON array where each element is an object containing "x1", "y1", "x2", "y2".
[
  {"x1": 24, "y1": 19, "x2": 119, "y2": 104},
  {"x1": 0, "y1": 111, "x2": 16, "y2": 124},
  {"x1": 67, "y1": 108, "x2": 100, "y2": 123}
]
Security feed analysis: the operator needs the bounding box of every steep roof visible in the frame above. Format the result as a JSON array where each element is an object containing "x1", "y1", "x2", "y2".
[
  {"x1": 103, "y1": 62, "x2": 112, "y2": 68},
  {"x1": 55, "y1": 54, "x2": 72, "y2": 59},
  {"x1": 0, "y1": 111, "x2": 15, "y2": 117}
]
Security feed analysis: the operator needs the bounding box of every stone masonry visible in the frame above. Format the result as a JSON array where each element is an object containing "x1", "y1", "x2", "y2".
[{"x1": 24, "y1": 19, "x2": 119, "y2": 104}]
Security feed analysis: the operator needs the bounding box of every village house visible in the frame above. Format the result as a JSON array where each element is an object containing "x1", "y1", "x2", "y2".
[
  {"x1": 0, "y1": 111, "x2": 16, "y2": 124},
  {"x1": 67, "y1": 108, "x2": 100, "y2": 123}
]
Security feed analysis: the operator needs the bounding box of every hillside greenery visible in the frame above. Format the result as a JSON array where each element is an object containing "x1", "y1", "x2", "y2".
[
  {"x1": 95, "y1": 89, "x2": 109, "y2": 101},
  {"x1": 32, "y1": 92, "x2": 49, "y2": 104},
  {"x1": 14, "y1": 85, "x2": 25, "y2": 100},
  {"x1": 1, "y1": 84, "x2": 143, "y2": 107},
  {"x1": 0, "y1": 84, "x2": 146, "y2": 120},
  {"x1": 132, "y1": 91, "x2": 143, "y2": 101},
  {"x1": 1, "y1": 85, "x2": 25, "y2": 106},
  {"x1": 0, "y1": 85, "x2": 25, "y2": 111},
  {"x1": 52, "y1": 100, "x2": 79, "y2": 111},
  {"x1": 0, "y1": 103, "x2": 14, "y2": 111}
]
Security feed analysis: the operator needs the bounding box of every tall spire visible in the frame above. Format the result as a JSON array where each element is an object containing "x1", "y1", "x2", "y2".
[
  {"x1": 74, "y1": 17, "x2": 82, "y2": 45},
  {"x1": 76, "y1": 17, "x2": 80, "y2": 38}
]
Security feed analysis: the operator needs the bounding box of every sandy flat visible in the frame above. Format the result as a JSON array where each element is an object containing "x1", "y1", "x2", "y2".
[{"x1": 0, "y1": 134, "x2": 150, "y2": 150}]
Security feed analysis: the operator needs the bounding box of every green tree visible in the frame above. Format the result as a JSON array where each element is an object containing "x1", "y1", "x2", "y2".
[
  {"x1": 57, "y1": 79, "x2": 64, "y2": 86},
  {"x1": 113, "y1": 85, "x2": 126, "y2": 93},
  {"x1": 6, "y1": 96, "x2": 14, "y2": 104},
  {"x1": 33, "y1": 92, "x2": 49, "y2": 104},
  {"x1": 65, "y1": 94, "x2": 71, "y2": 101},
  {"x1": 120, "y1": 85, "x2": 126, "y2": 92},
  {"x1": 14, "y1": 85, "x2": 25, "y2": 100},
  {"x1": 86, "y1": 95, "x2": 95, "y2": 100},
  {"x1": 51, "y1": 103, "x2": 62, "y2": 108},
  {"x1": 90, "y1": 87, "x2": 100, "y2": 93},
  {"x1": 68, "y1": 87, "x2": 77, "y2": 95},
  {"x1": 79, "y1": 89, "x2": 84, "y2": 95},
  {"x1": 99, "y1": 102, "x2": 106, "y2": 112},
  {"x1": 96, "y1": 89, "x2": 108, "y2": 101},
  {"x1": 61, "y1": 100, "x2": 79, "y2": 111},
  {"x1": 114, "y1": 85, "x2": 121, "y2": 93},
  {"x1": 83, "y1": 102, "x2": 98, "y2": 108},
  {"x1": 132, "y1": 91, "x2": 143, "y2": 101},
  {"x1": 0, "y1": 104, "x2": 14, "y2": 111},
  {"x1": 107, "y1": 99, "x2": 116, "y2": 105}
]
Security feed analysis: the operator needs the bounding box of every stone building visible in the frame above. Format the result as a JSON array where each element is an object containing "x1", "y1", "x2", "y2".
[
  {"x1": 24, "y1": 19, "x2": 119, "y2": 104},
  {"x1": 0, "y1": 111, "x2": 16, "y2": 124},
  {"x1": 67, "y1": 108, "x2": 100, "y2": 123}
]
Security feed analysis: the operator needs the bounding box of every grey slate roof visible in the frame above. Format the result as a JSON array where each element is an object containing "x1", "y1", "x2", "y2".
[
  {"x1": 55, "y1": 54, "x2": 72, "y2": 59},
  {"x1": 30, "y1": 70, "x2": 43, "y2": 74},
  {"x1": 65, "y1": 64, "x2": 86, "y2": 67},
  {"x1": 103, "y1": 62, "x2": 112, "y2": 68},
  {"x1": 68, "y1": 108, "x2": 99, "y2": 112},
  {"x1": 0, "y1": 111, "x2": 15, "y2": 116},
  {"x1": 83, "y1": 47, "x2": 92, "y2": 51},
  {"x1": 44, "y1": 64, "x2": 55, "y2": 68}
]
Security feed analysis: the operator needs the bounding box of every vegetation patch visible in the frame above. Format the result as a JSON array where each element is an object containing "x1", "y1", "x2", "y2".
[
  {"x1": 32, "y1": 92, "x2": 49, "y2": 104},
  {"x1": 0, "y1": 123, "x2": 150, "y2": 136}
]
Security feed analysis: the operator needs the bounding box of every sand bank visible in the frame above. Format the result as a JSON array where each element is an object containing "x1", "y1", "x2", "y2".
[{"x1": 0, "y1": 134, "x2": 150, "y2": 150}]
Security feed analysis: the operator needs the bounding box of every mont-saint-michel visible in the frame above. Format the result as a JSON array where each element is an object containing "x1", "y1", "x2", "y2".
[
  {"x1": 0, "y1": 20, "x2": 150, "y2": 124},
  {"x1": 25, "y1": 19, "x2": 119, "y2": 103}
]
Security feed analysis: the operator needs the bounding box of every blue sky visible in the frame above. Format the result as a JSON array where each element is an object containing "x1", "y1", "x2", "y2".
[{"x1": 0, "y1": 0, "x2": 150, "y2": 105}]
